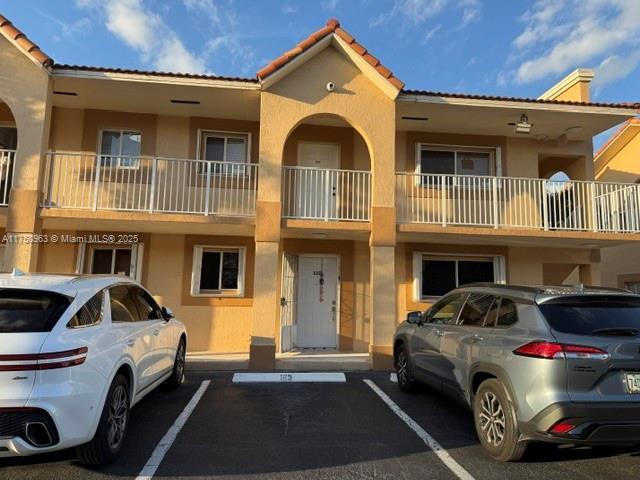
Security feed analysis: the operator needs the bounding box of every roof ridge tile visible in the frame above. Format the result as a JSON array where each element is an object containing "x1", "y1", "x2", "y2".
[{"x1": 0, "y1": 14, "x2": 53, "y2": 68}]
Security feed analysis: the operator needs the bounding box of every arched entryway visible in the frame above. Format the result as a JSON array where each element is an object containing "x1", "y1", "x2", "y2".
[
  {"x1": 281, "y1": 113, "x2": 372, "y2": 222},
  {"x1": 0, "y1": 101, "x2": 16, "y2": 205}
]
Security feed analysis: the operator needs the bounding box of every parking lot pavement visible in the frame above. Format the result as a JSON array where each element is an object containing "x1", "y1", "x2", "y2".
[{"x1": 2, "y1": 370, "x2": 640, "y2": 480}]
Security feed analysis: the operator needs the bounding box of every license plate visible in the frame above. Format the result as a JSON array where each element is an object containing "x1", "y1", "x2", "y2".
[{"x1": 623, "y1": 372, "x2": 640, "y2": 394}]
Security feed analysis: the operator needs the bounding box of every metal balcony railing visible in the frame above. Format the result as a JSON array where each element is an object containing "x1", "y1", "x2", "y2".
[
  {"x1": 0, "y1": 149, "x2": 15, "y2": 206},
  {"x1": 396, "y1": 172, "x2": 640, "y2": 234},
  {"x1": 41, "y1": 152, "x2": 258, "y2": 217},
  {"x1": 282, "y1": 166, "x2": 371, "y2": 221}
]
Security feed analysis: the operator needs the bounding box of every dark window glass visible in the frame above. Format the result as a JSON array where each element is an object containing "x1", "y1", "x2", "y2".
[
  {"x1": 68, "y1": 291, "x2": 104, "y2": 328},
  {"x1": 0, "y1": 289, "x2": 70, "y2": 333},
  {"x1": 221, "y1": 252, "x2": 239, "y2": 289},
  {"x1": 426, "y1": 294, "x2": 466, "y2": 325},
  {"x1": 496, "y1": 299, "x2": 518, "y2": 328},
  {"x1": 132, "y1": 288, "x2": 162, "y2": 321},
  {"x1": 91, "y1": 249, "x2": 113, "y2": 274},
  {"x1": 458, "y1": 261, "x2": 494, "y2": 286},
  {"x1": 113, "y1": 249, "x2": 132, "y2": 276},
  {"x1": 109, "y1": 285, "x2": 139, "y2": 323},
  {"x1": 204, "y1": 136, "x2": 225, "y2": 162},
  {"x1": 538, "y1": 296, "x2": 640, "y2": 335},
  {"x1": 422, "y1": 260, "x2": 456, "y2": 297},
  {"x1": 421, "y1": 150, "x2": 455, "y2": 175},
  {"x1": 200, "y1": 251, "x2": 221, "y2": 291},
  {"x1": 459, "y1": 293, "x2": 496, "y2": 326}
]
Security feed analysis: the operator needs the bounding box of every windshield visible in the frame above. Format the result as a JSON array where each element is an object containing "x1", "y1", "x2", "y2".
[
  {"x1": 0, "y1": 289, "x2": 71, "y2": 333},
  {"x1": 538, "y1": 295, "x2": 640, "y2": 336}
]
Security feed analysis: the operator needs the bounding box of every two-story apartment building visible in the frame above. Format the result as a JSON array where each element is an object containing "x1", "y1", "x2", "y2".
[{"x1": 0, "y1": 16, "x2": 638, "y2": 369}]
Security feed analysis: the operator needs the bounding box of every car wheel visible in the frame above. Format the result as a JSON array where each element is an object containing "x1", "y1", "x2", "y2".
[
  {"x1": 165, "y1": 337, "x2": 186, "y2": 389},
  {"x1": 76, "y1": 374, "x2": 130, "y2": 466},
  {"x1": 473, "y1": 378, "x2": 527, "y2": 462},
  {"x1": 395, "y1": 344, "x2": 416, "y2": 393}
]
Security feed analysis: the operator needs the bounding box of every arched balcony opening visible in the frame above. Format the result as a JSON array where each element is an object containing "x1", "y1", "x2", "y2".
[{"x1": 281, "y1": 114, "x2": 372, "y2": 222}]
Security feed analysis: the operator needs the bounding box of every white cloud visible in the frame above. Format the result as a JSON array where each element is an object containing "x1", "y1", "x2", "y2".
[
  {"x1": 421, "y1": 25, "x2": 441, "y2": 44},
  {"x1": 504, "y1": 0, "x2": 640, "y2": 87},
  {"x1": 321, "y1": 0, "x2": 340, "y2": 11},
  {"x1": 78, "y1": 0, "x2": 206, "y2": 73},
  {"x1": 282, "y1": 4, "x2": 299, "y2": 15},
  {"x1": 369, "y1": 0, "x2": 480, "y2": 31},
  {"x1": 183, "y1": 0, "x2": 220, "y2": 25}
]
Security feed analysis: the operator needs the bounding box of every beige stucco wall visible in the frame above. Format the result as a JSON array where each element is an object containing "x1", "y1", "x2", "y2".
[{"x1": 596, "y1": 127, "x2": 640, "y2": 184}]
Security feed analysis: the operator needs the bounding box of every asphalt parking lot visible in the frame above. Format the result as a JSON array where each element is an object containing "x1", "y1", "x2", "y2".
[{"x1": 2, "y1": 370, "x2": 640, "y2": 480}]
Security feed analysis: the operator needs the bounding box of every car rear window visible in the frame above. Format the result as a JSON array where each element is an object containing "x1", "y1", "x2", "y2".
[
  {"x1": 0, "y1": 289, "x2": 71, "y2": 333},
  {"x1": 538, "y1": 295, "x2": 640, "y2": 336}
]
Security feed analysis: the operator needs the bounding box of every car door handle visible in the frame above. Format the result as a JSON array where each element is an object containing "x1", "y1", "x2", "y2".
[
  {"x1": 471, "y1": 335, "x2": 484, "y2": 343},
  {"x1": 153, "y1": 330, "x2": 160, "y2": 336},
  {"x1": 127, "y1": 339, "x2": 136, "y2": 347},
  {"x1": 434, "y1": 330, "x2": 445, "y2": 337}
]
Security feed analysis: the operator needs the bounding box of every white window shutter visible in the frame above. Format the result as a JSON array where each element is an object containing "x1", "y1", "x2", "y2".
[
  {"x1": 412, "y1": 252, "x2": 422, "y2": 302},
  {"x1": 493, "y1": 256, "x2": 506, "y2": 284},
  {"x1": 75, "y1": 243, "x2": 86, "y2": 274}
]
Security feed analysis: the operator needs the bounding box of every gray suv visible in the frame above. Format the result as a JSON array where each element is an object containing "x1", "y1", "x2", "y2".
[{"x1": 393, "y1": 283, "x2": 640, "y2": 461}]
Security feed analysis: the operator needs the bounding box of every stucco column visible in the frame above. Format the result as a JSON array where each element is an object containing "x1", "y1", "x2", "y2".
[
  {"x1": 1, "y1": 73, "x2": 51, "y2": 272},
  {"x1": 369, "y1": 244, "x2": 396, "y2": 369},
  {"x1": 579, "y1": 262, "x2": 601, "y2": 286}
]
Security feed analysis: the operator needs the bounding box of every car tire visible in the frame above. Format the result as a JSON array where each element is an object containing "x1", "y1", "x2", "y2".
[
  {"x1": 76, "y1": 374, "x2": 130, "y2": 466},
  {"x1": 395, "y1": 344, "x2": 417, "y2": 393},
  {"x1": 165, "y1": 337, "x2": 186, "y2": 389},
  {"x1": 473, "y1": 378, "x2": 527, "y2": 462}
]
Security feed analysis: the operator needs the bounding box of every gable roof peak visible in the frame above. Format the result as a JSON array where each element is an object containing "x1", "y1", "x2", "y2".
[{"x1": 256, "y1": 18, "x2": 404, "y2": 91}]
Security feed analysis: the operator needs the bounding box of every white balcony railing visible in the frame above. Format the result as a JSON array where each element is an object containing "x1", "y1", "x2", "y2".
[
  {"x1": 42, "y1": 152, "x2": 258, "y2": 216},
  {"x1": 0, "y1": 149, "x2": 15, "y2": 206},
  {"x1": 396, "y1": 173, "x2": 640, "y2": 234},
  {"x1": 282, "y1": 166, "x2": 371, "y2": 221}
]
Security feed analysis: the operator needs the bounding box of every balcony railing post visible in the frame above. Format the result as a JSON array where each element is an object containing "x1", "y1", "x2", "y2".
[
  {"x1": 92, "y1": 155, "x2": 102, "y2": 212},
  {"x1": 149, "y1": 157, "x2": 157, "y2": 213},
  {"x1": 204, "y1": 161, "x2": 212, "y2": 216},
  {"x1": 589, "y1": 181, "x2": 598, "y2": 232},
  {"x1": 324, "y1": 169, "x2": 330, "y2": 221},
  {"x1": 542, "y1": 179, "x2": 549, "y2": 231},
  {"x1": 492, "y1": 176, "x2": 499, "y2": 229},
  {"x1": 440, "y1": 175, "x2": 446, "y2": 226}
]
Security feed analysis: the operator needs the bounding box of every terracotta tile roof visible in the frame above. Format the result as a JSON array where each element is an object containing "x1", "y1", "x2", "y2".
[
  {"x1": 256, "y1": 18, "x2": 405, "y2": 90},
  {"x1": 53, "y1": 64, "x2": 259, "y2": 83},
  {"x1": 401, "y1": 89, "x2": 640, "y2": 110},
  {"x1": 0, "y1": 14, "x2": 53, "y2": 68},
  {"x1": 594, "y1": 117, "x2": 640, "y2": 160}
]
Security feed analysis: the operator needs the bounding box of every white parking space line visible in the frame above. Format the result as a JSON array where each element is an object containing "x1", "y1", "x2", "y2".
[
  {"x1": 233, "y1": 372, "x2": 346, "y2": 383},
  {"x1": 136, "y1": 380, "x2": 210, "y2": 480},
  {"x1": 364, "y1": 379, "x2": 475, "y2": 480}
]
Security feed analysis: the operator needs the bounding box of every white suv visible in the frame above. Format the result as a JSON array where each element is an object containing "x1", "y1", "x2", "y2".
[{"x1": 0, "y1": 272, "x2": 187, "y2": 465}]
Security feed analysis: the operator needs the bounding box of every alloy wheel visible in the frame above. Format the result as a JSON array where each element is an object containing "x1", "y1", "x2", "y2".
[
  {"x1": 479, "y1": 391, "x2": 506, "y2": 447},
  {"x1": 396, "y1": 350, "x2": 408, "y2": 386},
  {"x1": 176, "y1": 342, "x2": 186, "y2": 381},
  {"x1": 106, "y1": 385, "x2": 128, "y2": 450}
]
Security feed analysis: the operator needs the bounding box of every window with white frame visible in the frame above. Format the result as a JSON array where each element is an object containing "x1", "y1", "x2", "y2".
[
  {"x1": 414, "y1": 253, "x2": 505, "y2": 300},
  {"x1": 191, "y1": 246, "x2": 245, "y2": 296},
  {"x1": 100, "y1": 130, "x2": 141, "y2": 168},
  {"x1": 199, "y1": 131, "x2": 249, "y2": 175},
  {"x1": 417, "y1": 145, "x2": 497, "y2": 181},
  {"x1": 89, "y1": 246, "x2": 133, "y2": 276}
]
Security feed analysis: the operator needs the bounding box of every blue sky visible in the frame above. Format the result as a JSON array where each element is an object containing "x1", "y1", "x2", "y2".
[{"x1": 3, "y1": 0, "x2": 639, "y2": 146}]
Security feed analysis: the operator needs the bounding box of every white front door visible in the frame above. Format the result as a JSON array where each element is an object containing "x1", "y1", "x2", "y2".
[
  {"x1": 296, "y1": 142, "x2": 340, "y2": 219},
  {"x1": 296, "y1": 256, "x2": 338, "y2": 349}
]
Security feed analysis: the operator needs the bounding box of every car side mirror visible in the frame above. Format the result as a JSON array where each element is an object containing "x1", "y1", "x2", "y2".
[
  {"x1": 406, "y1": 311, "x2": 422, "y2": 324},
  {"x1": 161, "y1": 306, "x2": 174, "y2": 321}
]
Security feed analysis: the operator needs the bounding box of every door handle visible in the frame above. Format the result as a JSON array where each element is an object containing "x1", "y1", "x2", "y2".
[
  {"x1": 471, "y1": 335, "x2": 484, "y2": 343},
  {"x1": 153, "y1": 330, "x2": 160, "y2": 336},
  {"x1": 127, "y1": 339, "x2": 135, "y2": 347},
  {"x1": 434, "y1": 330, "x2": 445, "y2": 337}
]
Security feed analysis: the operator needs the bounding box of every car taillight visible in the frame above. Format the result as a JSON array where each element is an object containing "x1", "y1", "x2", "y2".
[
  {"x1": 0, "y1": 347, "x2": 88, "y2": 371},
  {"x1": 513, "y1": 341, "x2": 608, "y2": 360},
  {"x1": 549, "y1": 421, "x2": 576, "y2": 435}
]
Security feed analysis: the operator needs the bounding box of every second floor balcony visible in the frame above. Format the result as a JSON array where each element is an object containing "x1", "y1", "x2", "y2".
[
  {"x1": 396, "y1": 172, "x2": 640, "y2": 234},
  {"x1": 41, "y1": 152, "x2": 258, "y2": 217}
]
